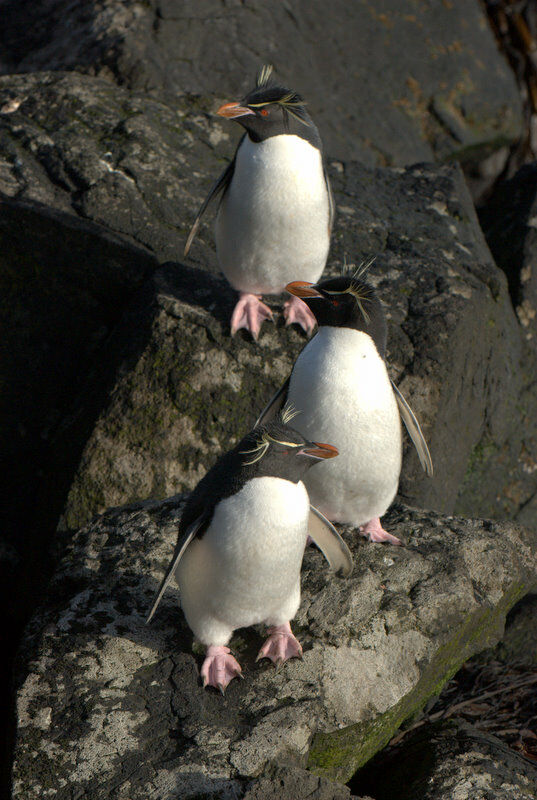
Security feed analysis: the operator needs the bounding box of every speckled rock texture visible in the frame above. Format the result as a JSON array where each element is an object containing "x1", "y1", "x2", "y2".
[
  {"x1": 352, "y1": 719, "x2": 537, "y2": 800},
  {"x1": 0, "y1": 0, "x2": 523, "y2": 166},
  {"x1": 12, "y1": 498, "x2": 537, "y2": 797}
]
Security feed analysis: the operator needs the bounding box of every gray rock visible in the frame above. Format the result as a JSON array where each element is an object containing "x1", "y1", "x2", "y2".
[
  {"x1": 0, "y1": 194, "x2": 157, "y2": 600},
  {"x1": 0, "y1": 71, "x2": 222, "y2": 265},
  {"x1": 0, "y1": 0, "x2": 523, "y2": 167},
  {"x1": 11, "y1": 499, "x2": 537, "y2": 797},
  {"x1": 352, "y1": 719, "x2": 537, "y2": 800},
  {"x1": 494, "y1": 592, "x2": 537, "y2": 668},
  {"x1": 0, "y1": 70, "x2": 212, "y2": 572},
  {"x1": 56, "y1": 265, "x2": 306, "y2": 530},
  {"x1": 242, "y1": 764, "x2": 365, "y2": 800},
  {"x1": 480, "y1": 163, "x2": 537, "y2": 349}
]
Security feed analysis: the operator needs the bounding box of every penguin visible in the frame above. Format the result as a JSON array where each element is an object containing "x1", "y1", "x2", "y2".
[
  {"x1": 184, "y1": 64, "x2": 334, "y2": 340},
  {"x1": 147, "y1": 408, "x2": 352, "y2": 692},
  {"x1": 255, "y1": 271, "x2": 433, "y2": 545}
]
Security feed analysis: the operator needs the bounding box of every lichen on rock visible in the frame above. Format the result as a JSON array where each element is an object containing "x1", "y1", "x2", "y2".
[{"x1": 12, "y1": 498, "x2": 537, "y2": 797}]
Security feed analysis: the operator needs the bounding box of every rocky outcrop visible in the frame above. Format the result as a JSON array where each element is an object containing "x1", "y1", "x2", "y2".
[
  {"x1": 352, "y1": 719, "x2": 537, "y2": 800},
  {"x1": 12, "y1": 498, "x2": 537, "y2": 797},
  {"x1": 479, "y1": 162, "x2": 537, "y2": 347},
  {"x1": 494, "y1": 591, "x2": 537, "y2": 667},
  {"x1": 0, "y1": 70, "x2": 211, "y2": 589},
  {"x1": 50, "y1": 155, "x2": 537, "y2": 532},
  {"x1": 1, "y1": 68, "x2": 535, "y2": 541},
  {"x1": 0, "y1": 0, "x2": 523, "y2": 167},
  {"x1": 0, "y1": 71, "x2": 221, "y2": 264}
]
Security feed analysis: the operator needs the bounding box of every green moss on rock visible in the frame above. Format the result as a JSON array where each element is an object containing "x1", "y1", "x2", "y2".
[{"x1": 307, "y1": 582, "x2": 527, "y2": 783}]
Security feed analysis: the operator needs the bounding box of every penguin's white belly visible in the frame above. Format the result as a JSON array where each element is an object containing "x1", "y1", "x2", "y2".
[
  {"x1": 176, "y1": 477, "x2": 309, "y2": 646},
  {"x1": 288, "y1": 328, "x2": 402, "y2": 525},
  {"x1": 215, "y1": 135, "x2": 330, "y2": 294}
]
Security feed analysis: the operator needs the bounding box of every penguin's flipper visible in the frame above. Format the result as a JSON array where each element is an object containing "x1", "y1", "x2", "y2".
[
  {"x1": 324, "y1": 168, "x2": 335, "y2": 236},
  {"x1": 308, "y1": 506, "x2": 353, "y2": 577},
  {"x1": 146, "y1": 514, "x2": 206, "y2": 624},
  {"x1": 391, "y1": 381, "x2": 434, "y2": 477},
  {"x1": 184, "y1": 154, "x2": 237, "y2": 256},
  {"x1": 254, "y1": 376, "x2": 290, "y2": 428}
]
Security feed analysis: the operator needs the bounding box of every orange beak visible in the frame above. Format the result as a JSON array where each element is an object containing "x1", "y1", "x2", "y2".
[
  {"x1": 217, "y1": 101, "x2": 255, "y2": 119},
  {"x1": 285, "y1": 281, "x2": 324, "y2": 298},
  {"x1": 302, "y1": 442, "x2": 339, "y2": 459}
]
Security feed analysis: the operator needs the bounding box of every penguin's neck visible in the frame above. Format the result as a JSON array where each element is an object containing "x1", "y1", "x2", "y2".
[
  {"x1": 316, "y1": 326, "x2": 382, "y2": 358},
  {"x1": 246, "y1": 120, "x2": 322, "y2": 150},
  {"x1": 237, "y1": 134, "x2": 323, "y2": 181}
]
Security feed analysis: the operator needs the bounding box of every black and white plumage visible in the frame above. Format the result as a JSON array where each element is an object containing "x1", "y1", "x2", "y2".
[
  {"x1": 256, "y1": 273, "x2": 433, "y2": 545},
  {"x1": 184, "y1": 65, "x2": 334, "y2": 339},
  {"x1": 147, "y1": 411, "x2": 352, "y2": 692}
]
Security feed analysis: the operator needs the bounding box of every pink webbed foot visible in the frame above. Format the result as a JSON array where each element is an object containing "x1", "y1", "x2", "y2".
[
  {"x1": 256, "y1": 621, "x2": 303, "y2": 668},
  {"x1": 283, "y1": 295, "x2": 317, "y2": 336},
  {"x1": 359, "y1": 517, "x2": 402, "y2": 546},
  {"x1": 230, "y1": 292, "x2": 273, "y2": 340},
  {"x1": 200, "y1": 645, "x2": 243, "y2": 694}
]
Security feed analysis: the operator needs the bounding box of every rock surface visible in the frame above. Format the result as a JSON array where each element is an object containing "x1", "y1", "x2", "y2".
[
  {"x1": 12, "y1": 498, "x2": 537, "y2": 797},
  {"x1": 352, "y1": 719, "x2": 537, "y2": 800},
  {"x1": 494, "y1": 591, "x2": 537, "y2": 668},
  {"x1": 0, "y1": 71, "x2": 221, "y2": 264},
  {"x1": 480, "y1": 162, "x2": 537, "y2": 348},
  {"x1": 0, "y1": 0, "x2": 523, "y2": 167},
  {"x1": 243, "y1": 765, "x2": 365, "y2": 800},
  {"x1": 0, "y1": 69, "x2": 211, "y2": 586}
]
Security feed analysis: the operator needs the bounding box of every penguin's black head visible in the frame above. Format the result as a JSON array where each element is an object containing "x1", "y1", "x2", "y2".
[
  {"x1": 286, "y1": 274, "x2": 387, "y2": 358},
  {"x1": 217, "y1": 64, "x2": 321, "y2": 149},
  {"x1": 239, "y1": 409, "x2": 338, "y2": 483}
]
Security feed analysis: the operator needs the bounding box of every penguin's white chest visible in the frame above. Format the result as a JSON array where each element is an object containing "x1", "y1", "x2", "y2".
[
  {"x1": 288, "y1": 328, "x2": 402, "y2": 524},
  {"x1": 176, "y1": 477, "x2": 310, "y2": 646},
  {"x1": 215, "y1": 135, "x2": 330, "y2": 294}
]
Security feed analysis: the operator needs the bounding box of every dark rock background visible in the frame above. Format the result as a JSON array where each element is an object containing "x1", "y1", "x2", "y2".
[
  {"x1": 0, "y1": 0, "x2": 524, "y2": 166},
  {"x1": 1, "y1": 0, "x2": 537, "y2": 797},
  {"x1": 353, "y1": 719, "x2": 537, "y2": 800}
]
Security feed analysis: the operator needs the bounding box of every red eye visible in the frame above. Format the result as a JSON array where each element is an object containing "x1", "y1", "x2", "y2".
[
  {"x1": 332, "y1": 299, "x2": 340, "y2": 307},
  {"x1": 260, "y1": 108, "x2": 269, "y2": 116}
]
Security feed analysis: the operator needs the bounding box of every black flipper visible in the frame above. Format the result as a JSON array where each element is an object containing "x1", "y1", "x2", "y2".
[
  {"x1": 391, "y1": 381, "x2": 434, "y2": 477},
  {"x1": 183, "y1": 149, "x2": 238, "y2": 257},
  {"x1": 324, "y1": 168, "x2": 335, "y2": 236},
  {"x1": 146, "y1": 512, "x2": 208, "y2": 623},
  {"x1": 254, "y1": 376, "x2": 291, "y2": 428},
  {"x1": 308, "y1": 506, "x2": 353, "y2": 577}
]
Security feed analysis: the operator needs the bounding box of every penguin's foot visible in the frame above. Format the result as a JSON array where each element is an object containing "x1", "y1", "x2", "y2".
[
  {"x1": 283, "y1": 295, "x2": 317, "y2": 336},
  {"x1": 201, "y1": 645, "x2": 243, "y2": 693},
  {"x1": 359, "y1": 517, "x2": 402, "y2": 546},
  {"x1": 256, "y1": 621, "x2": 303, "y2": 668},
  {"x1": 230, "y1": 292, "x2": 273, "y2": 340}
]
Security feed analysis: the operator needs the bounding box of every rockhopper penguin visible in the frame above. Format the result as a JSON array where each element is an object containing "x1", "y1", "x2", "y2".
[
  {"x1": 256, "y1": 272, "x2": 433, "y2": 545},
  {"x1": 184, "y1": 65, "x2": 333, "y2": 340},
  {"x1": 147, "y1": 409, "x2": 352, "y2": 692}
]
